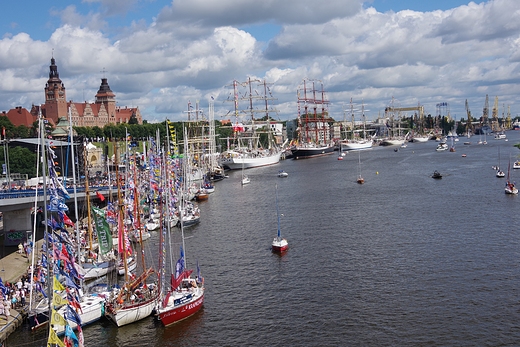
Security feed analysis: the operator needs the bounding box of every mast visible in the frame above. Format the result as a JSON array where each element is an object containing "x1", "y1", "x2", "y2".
[
  {"x1": 114, "y1": 141, "x2": 128, "y2": 282},
  {"x1": 84, "y1": 142, "x2": 94, "y2": 254},
  {"x1": 68, "y1": 107, "x2": 82, "y2": 270},
  {"x1": 276, "y1": 184, "x2": 281, "y2": 239}
]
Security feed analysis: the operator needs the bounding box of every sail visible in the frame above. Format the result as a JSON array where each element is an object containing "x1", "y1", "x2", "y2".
[{"x1": 91, "y1": 206, "x2": 113, "y2": 255}]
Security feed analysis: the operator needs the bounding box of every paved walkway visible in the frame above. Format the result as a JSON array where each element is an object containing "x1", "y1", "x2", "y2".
[{"x1": 0, "y1": 239, "x2": 44, "y2": 284}]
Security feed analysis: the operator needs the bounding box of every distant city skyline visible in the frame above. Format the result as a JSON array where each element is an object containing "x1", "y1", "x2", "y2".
[{"x1": 1, "y1": 0, "x2": 518, "y2": 123}]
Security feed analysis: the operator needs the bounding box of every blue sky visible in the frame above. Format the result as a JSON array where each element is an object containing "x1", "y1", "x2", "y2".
[{"x1": 0, "y1": 0, "x2": 518, "y2": 123}]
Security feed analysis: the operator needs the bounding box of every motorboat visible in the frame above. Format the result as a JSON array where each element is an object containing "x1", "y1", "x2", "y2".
[{"x1": 277, "y1": 170, "x2": 289, "y2": 178}]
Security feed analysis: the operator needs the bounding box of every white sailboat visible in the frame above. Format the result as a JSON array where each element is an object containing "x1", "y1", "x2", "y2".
[
  {"x1": 356, "y1": 151, "x2": 365, "y2": 184},
  {"x1": 271, "y1": 184, "x2": 288, "y2": 252}
]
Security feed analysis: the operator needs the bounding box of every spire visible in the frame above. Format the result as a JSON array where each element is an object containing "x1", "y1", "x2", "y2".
[{"x1": 49, "y1": 57, "x2": 60, "y2": 80}]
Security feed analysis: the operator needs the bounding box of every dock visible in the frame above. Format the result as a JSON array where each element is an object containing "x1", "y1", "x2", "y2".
[{"x1": 0, "y1": 238, "x2": 46, "y2": 344}]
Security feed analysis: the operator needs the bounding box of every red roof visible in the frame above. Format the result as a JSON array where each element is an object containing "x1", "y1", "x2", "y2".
[{"x1": 2, "y1": 107, "x2": 37, "y2": 127}]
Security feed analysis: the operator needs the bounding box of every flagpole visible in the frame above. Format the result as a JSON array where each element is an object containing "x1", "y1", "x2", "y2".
[{"x1": 68, "y1": 107, "x2": 82, "y2": 279}]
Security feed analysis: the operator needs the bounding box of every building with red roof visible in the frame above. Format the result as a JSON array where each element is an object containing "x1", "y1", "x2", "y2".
[{"x1": 2, "y1": 57, "x2": 142, "y2": 128}]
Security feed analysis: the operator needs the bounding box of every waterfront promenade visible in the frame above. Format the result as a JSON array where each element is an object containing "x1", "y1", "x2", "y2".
[{"x1": 0, "y1": 240, "x2": 40, "y2": 344}]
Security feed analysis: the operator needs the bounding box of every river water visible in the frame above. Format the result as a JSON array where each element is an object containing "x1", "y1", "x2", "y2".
[{"x1": 8, "y1": 131, "x2": 520, "y2": 346}]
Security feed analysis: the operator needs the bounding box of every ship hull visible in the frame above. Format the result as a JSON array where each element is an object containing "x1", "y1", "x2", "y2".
[
  {"x1": 291, "y1": 145, "x2": 335, "y2": 159},
  {"x1": 157, "y1": 291, "x2": 204, "y2": 326}
]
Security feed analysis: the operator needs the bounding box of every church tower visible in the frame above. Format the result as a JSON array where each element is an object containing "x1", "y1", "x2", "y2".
[
  {"x1": 44, "y1": 57, "x2": 67, "y2": 123},
  {"x1": 95, "y1": 77, "x2": 116, "y2": 120}
]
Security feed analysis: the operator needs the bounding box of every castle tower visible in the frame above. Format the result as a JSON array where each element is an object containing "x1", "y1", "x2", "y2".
[
  {"x1": 95, "y1": 77, "x2": 116, "y2": 120},
  {"x1": 44, "y1": 57, "x2": 67, "y2": 123}
]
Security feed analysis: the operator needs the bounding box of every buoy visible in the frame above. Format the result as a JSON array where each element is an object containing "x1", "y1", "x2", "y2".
[{"x1": 376, "y1": 171, "x2": 379, "y2": 175}]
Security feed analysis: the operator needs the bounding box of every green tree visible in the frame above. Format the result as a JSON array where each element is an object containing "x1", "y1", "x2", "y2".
[{"x1": 0, "y1": 146, "x2": 38, "y2": 178}]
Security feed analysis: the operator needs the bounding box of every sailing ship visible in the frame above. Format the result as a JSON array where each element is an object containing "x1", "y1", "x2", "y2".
[
  {"x1": 340, "y1": 100, "x2": 373, "y2": 151},
  {"x1": 104, "y1": 142, "x2": 159, "y2": 327},
  {"x1": 156, "y1": 126, "x2": 205, "y2": 326},
  {"x1": 220, "y1": 78, "x2": 283, "y2": 170},
  {"x1": 155, "y1": 198, "x2": 205, "y2": 326},
  {"x1": 505, "y1": 162, "x2": 518, "y2": 194},
  {"x1": 272, "y1": 184, "x2": 288, "y2": 252},
  {"x1": 290, "y1": 79, "x2": 335, "y2": 159}
]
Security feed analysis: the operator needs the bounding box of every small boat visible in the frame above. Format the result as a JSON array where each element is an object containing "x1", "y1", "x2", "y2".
[
  {"x1": 432, "y1": 170, "x2": 442, "y2": 179},
  {"x1": 194, "y1": 189, "x2": 209, "y2": 201},
  {"x1": 505, "y1": 181, "x2": 518, "y2": 194},
  {"x1": 337, "y1": 155, "x2": 344, "y2": 160},
  {"x1": 272, "y1": 185, "x2": 288, "y2": 253},
  {"x1": 505, "y1": 162, "x2": 518, "y2": 194},
  {"x1": 496, "y1": 147, "x2": 505, "y2": 177},
  {"x1": 156, "y1": 191, "x2": 205, "y2": 327},
  {"x1": 436, "y1": 143, "x2": 448, "y2": 151},
  {"x1": 461, "y1": 154, "x2": 467, "y2": 157},
  {"x1": 277, "y1": 170, "x2": 289, "y2": 178},
  {"x1": 513, "y1": 161, "x2": 520, "y2": 169},
  {"x1": 356, "y1": 151, "x2": 364, "y2": 184},
  {"x1": 145, "y1": 219, "x2": 159, "y2": 231},
  {"x1": 241, "y1": 176, "x2": 251, "y2": 185},
  {"x1": 118, "y1": 256, "x2": 137, "y2": 276},
  {"x1": 54, "y1": 294, "x2": 107, "y2": 336}
]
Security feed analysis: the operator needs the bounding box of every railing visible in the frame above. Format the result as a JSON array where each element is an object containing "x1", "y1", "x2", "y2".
[{"x1": 0, "y1": 186, "x2": 118, "y2": 200}]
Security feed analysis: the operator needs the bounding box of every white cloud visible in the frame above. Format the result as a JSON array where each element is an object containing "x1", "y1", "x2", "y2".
[{"x1": 1, "y1": 0, "x2": 520, "y2": 122}]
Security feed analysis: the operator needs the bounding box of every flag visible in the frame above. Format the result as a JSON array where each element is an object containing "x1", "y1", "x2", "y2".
[
  {"x1": 48, "y1": 327, "x2": 66, "y2": 347},
  {"x1": 36, "y1": 282, "x2": 47, "y2": 298},
  {"x1": 174, "y1": 246, "x2": 184, "y2": 279},
  {"x1": 0, "y1": 277, "x2": 6, "y2": 296},
  {"x1": 66, "y1": 291, "x2": 82, "y2": 312},
  {"x1": 95, "y1": 191, "x2": 105, "y2": 202},
  {"x1": 197, "y1": 260, "x2": 202, "y2": 283},
  {"x1": 77, "y1": 325, "x2": 84, "y2": 347},
  {"x1": 91, "y1": 206, "x2": 113, "y2": 255},
  {"x1": 65, "y1": 276, "x2": 80, "y2": 290},
  {"x1": 51, "y1": 308, "x2": 68, "y2": 326},
  {"x1": 65, "y1": 304, "x2": 82, "y2": 326},
  {"x1": 53, "y1": 276, "x2": 65, "y2": 291},
  {"x1": 64, "y1": 325, "x2": 79, "y2": 347},
  {"x1": 59, "y1": 211, "x2": 75, "y2": 227},
  {"x1": 52, "y1": 292, "x2": 68, "y2": 307}
]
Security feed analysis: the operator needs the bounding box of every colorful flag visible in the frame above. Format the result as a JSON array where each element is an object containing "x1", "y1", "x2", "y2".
[
  {"x1": 51, "y1": 308, "x2": 68, "y2": 326},
  {"x1": 53, "y1": 276, "x2": 65, "y2": 291},
  {"x1": 66, "y1": 291, "x2": 82, "y2": 312},
  {"x1": 47, "y1": 327, "x2": 65, "y2": 347},
  {"x1": 65, "y1": 304, "x2": 82, "y2": 326},
  {"x1": 91, "y1": 206, "x2": 113, "y2": 255},
  {"x1": 64, "y1": 325, "x2": 79, "y2": 347},
  {"x1": 52, "y1": 292, "x2": 68, "y2": 307},
  {"x1": 59, "y1": 211, "x2": 75, "y2": 227}
]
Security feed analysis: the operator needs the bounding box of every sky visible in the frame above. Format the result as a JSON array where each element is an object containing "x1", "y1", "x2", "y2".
[{"x1": 1, "y1": 0, "x2": 519, "y2": 124}]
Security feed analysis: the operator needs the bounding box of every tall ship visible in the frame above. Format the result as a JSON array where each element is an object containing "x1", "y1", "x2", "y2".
[
  {"x1": 340, "y1": 99, "x2": 373, "y2": 151},
  {"x1": 220, "y1": 78, "x2": 283, "y2": 170},
  {"x1": 290, "y1": 79, "x2": 335, "y2": 159}
]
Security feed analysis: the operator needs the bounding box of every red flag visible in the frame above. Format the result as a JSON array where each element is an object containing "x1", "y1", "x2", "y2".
[
  {"x1": 95, "y1": 191, "x2": 105, "y2": 202},
  {"x1": 62, "y1": 213, "x2": 75, "y2": 227}
]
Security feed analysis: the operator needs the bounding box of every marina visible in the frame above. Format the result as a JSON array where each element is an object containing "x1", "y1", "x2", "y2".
[{"x1": 3, "y1": 131, "x2": 520, "y2": 346}]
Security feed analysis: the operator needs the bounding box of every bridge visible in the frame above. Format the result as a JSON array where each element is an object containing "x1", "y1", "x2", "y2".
[{"x1": 0, "y1": 188, "x2": 115, "y2": 246}]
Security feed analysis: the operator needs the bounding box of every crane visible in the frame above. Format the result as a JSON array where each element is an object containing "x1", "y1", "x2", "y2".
[
  {"x1": 465, "y1": 99, "x2": 472, "y2": 136},
  {"x1": 491, "y1": 96, "x2": 499, "y2": 132}
]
